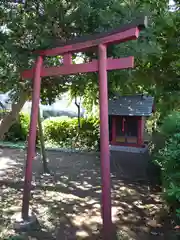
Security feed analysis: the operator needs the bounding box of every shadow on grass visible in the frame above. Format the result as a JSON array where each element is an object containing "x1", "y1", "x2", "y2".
[{"x1": 0, "y1": 147, "x2": 171, "y2": 239}]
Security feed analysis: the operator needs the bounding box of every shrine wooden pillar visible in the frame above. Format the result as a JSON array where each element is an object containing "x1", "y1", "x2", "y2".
[
  {"x1": 22, "y1": 56, "x2": 43, "y2": 220},
  {"x1": 98, "y1": 44, "x2": 112, "y2": 238}
]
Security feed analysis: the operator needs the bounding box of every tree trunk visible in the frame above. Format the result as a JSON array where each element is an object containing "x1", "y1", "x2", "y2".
[
  {"x1": 75, "y1": 96, "x2": 81, "y2": 129},
  {"x1": 0, "y1": 90, "x2": 29, "y2": 141},
  {"x1": 38, "y1": 107, "x2": 49, "y2": 173},
  {"x1": 73, "y1": 96, "x2": 81, "y2": 149}
]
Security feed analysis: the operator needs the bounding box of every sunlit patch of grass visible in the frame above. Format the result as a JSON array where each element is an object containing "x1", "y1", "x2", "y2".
[
  {"x1": 0, "y1": 148, "x2": 165, "y2": 239},
  {"x1": 117, "y1": 230, "x2": 135, "y2": 240}
]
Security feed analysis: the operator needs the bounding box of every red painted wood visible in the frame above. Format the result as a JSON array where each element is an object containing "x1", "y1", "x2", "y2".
[
  {"x1": 98, "y1": 44, "x2": 112, "y2": 239},
  {"x1": 111, "y1": 116, "x2": 116, "y2": 145},
  {"x1": 137, "y1": 117, "x2": 143, "y2": 145},
  {"x1": 63, "y1": 53, "x2": 72, "y2": 65},
  {"x1": 22, "y1": 56, "x2": 43, "y2": 220},
  {"x1": 122, "y1": 117, "x2": 125, "y2": 132},
  {"x1": 34, "y1": 27, "x2": 139, "y2": 56},
  {"x1": 19, "y1": 18, "x2": 146, "y2": 235},
  {"x1": 112, "y1": 116, "x2": 145, "y2": 146},
  {"x1": 21, "y1": 56, "x2": 134, "y2": 79}
]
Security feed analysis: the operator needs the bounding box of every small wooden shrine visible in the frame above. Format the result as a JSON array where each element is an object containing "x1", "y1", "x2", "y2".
[{"x1": 108, "y1": 95, "x2": 154, "y2": 148}]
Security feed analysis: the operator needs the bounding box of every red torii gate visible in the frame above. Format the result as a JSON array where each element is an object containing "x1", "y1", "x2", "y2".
[{"x1": 21, "y1": 17, "x2": 147, "y2": 239}]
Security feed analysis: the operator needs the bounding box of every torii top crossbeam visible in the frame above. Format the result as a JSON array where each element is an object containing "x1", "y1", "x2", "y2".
[
  {"x1": 36, "y1": 17, "x2": 147, "y2": 56},
  {"x1": 22, "y1": 17, "x2": 147, "y2": 79}
]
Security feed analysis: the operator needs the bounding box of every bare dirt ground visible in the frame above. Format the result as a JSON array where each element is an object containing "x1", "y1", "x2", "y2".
[{"x1": 0, "y1": 148, "x2": 176, "y2": 239}]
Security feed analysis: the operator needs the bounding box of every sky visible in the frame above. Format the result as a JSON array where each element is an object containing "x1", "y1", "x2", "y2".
[{"x1": 0, "y1": 92, "x2": 85, "y2": 117}]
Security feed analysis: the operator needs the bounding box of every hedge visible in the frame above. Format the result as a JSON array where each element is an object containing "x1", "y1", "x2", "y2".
[
  {"x1": 2, "y1": 112, "x2": 100, "y2": 150},
  {"x1": 4, "y1": 112, "x2": 30, "y2": 141},
  {"x1": 43, "y1": 116, "x2": 100, "y2": 150},
  {"x1": 154, "y1": 111, "x2": 180, "y2": 222}
]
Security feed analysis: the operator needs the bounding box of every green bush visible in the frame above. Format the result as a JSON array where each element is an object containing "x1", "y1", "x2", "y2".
[
  {"x1": 2, "y1": 113, "x2": 100, "y2": 150},
  {"x1": 43, "y1": 117, "x2": 75, "y2": 145},
  {"x1": 0, "y1": 109, "x2": 7, "y2": 119},
  {"x1": 43, "y1": 116, "x2": 99, "y2": 150},
  {"x1": 4, "y1": 112, "x2": 30, "y2": 142},
  {"x1": 160, "y1": 111, "x2": 180, "y2": 136},
  {"x1": 154, "y1": 111, "x2": 180, "y2": 220},
  {"x1": 79, "y1": 117, "x2": 100, "y2": 148}
]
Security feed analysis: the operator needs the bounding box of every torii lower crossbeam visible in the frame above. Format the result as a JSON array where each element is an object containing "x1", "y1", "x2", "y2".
[
  {"x1": 21, "y1": 17, "x2": 147, "y2": 240},
  {"x1": 22, "y1": 57, "x2": 134, "y2": 79}
]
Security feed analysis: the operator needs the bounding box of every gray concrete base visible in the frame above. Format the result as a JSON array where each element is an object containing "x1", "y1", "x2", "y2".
[
  {"x1": 110, "y1": 148, "x2": 150, "y2": 180},
  {"x1": 12, "y1": 211, "x2": 39, "y2": 232},
  {"x1": 109, "y1": 144, "x2": 148, "y2": 153}
]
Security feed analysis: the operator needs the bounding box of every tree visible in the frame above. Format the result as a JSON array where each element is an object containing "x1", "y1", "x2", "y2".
[
  {"x1": 0, "y1": 0, "x2": 179, "y2": 139},
  {"x1": 0, "y1": 89, "x2": 29, "y2": 140},
  {"x1": 38, "y1": 106, "x2": 49, "y2": 173}
]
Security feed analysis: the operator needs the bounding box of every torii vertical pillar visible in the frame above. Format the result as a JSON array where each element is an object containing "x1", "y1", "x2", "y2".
[
  {"x1": 22, "y1": 56, "x2": 43, "y2": 220},
  {"x1": 98, "y1": 44, "x2": 112, "y2": 239}
]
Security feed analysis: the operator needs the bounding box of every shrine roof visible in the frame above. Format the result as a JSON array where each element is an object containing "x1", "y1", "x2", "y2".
[{"x1": 108, "y1": 95, "x2": 154, "y2": 116}]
